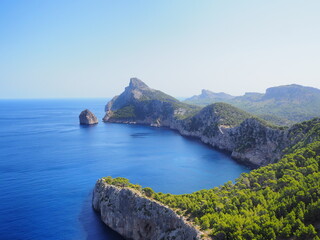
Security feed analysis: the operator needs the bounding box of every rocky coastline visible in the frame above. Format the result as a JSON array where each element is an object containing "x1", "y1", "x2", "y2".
[
  {"x1": 92, "y1": 179, "x2": 203, "y2": 240},
  {"x1": 102, "y1": 78, "x2": 318, "y2": 167},
  {"x1": 94, "y1": 78, "x2": 320, "y2": 239},
  {"x1": 104, "y1": 111, "x2": 289, "y2": 167}
]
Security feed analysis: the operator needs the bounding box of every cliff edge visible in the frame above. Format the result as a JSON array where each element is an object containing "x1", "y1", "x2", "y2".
[{"x1": 93, "y1": 178, "x2": 203, "y2": 240}]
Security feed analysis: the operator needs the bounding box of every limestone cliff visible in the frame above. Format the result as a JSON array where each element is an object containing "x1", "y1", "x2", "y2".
[
  {"x1": 103, "y1": 77, "x2": 200, "y2": 125},
  {"x1": 103, "y1": 78, "x2": 320, "y2": 166},
  {"x1": 92, "y1": 179, "x2": 203, "y2": 240}
]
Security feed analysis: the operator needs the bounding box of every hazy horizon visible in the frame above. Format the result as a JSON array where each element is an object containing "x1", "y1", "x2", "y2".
[
  {"x1": 0, "y1": 81, "x2": 318, "y2": 100},
  {"x1": 1, "y1": 0, "x2": 320, "y2": 99}
]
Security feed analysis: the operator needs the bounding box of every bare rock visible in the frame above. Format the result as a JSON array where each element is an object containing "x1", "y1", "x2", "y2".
[
  {"x1": 79, "y1": 109, "x2": 98, "y2": 125},
  {"x1": 93, "y1": 179, "x2": 203, "y2": 240}
]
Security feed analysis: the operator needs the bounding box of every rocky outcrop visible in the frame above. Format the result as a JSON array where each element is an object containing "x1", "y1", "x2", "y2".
[
  {"x1": 92, "y1": 179, "x2": 203, "y2": 240},
  {"x1": 175, "y1": 117, "x2": 287, "y2": 166},
  {"x1": 103, "y1": 78, "x2": 199, "y2": 123},
  {"x1": 104, "y1": 78, "x2": 172, "y2": 113},
  {"x1": 79, "y1": 109, "x2": 98, "y2": 125}
]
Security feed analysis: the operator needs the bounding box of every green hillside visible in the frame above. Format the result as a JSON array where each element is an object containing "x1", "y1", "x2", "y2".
[
  {"x1": 104, "y1": 78, "x2": 200, "y2": 122},
  {"x1": 184, "y1": 84, "x2": 320, "y2": 125},
  {"x1": 154, "y1": 140, "x2": 320, "y2": 239}
]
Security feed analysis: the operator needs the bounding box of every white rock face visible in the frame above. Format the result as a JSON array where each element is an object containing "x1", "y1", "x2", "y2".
[{"x1": 93, "y1": 179, "x2": 203, "y2": 240}]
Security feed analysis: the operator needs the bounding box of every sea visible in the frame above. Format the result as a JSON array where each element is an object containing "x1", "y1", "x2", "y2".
[{"x1": 0, "y1": 99, "x2": 250, "y2": 240}]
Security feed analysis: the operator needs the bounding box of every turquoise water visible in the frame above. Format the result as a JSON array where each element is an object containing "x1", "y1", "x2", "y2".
[{"x1": 0, "y1": 99, "x2": 249, "y2": 240}]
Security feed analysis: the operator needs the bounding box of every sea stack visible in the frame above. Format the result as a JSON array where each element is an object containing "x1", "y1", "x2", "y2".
[{"x1": 79, "y1": 109, "x2": 98, "y2": 125}]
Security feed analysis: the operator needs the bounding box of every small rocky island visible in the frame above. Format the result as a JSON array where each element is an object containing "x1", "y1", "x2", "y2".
[{"x1": 79, "y1": 109, "x2": 98, "y2": 125}]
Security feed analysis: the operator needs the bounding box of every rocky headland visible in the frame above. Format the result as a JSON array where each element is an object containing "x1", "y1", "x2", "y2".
[
  {"x1": 93, "y1": 178, "x2": 203, "y2": 240},
  {"x1": 79, "y1": 109, "x2": 98, "y2": 125},
  {"x1": 103, "y1": 78, "x2": 320, "y2": 167}
]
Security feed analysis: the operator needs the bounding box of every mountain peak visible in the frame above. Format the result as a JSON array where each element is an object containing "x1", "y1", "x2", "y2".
[
  {"x1": 129, "y1": 78, "x2": 149, "y2": 90},
  {"x1": 201, "y1": 89, "x2": 213, "y2": 96},
  {"x1": 264, "y1": 84, "x2": 320, "y2": 100}
]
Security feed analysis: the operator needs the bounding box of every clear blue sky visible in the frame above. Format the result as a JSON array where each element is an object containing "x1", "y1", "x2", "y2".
[{"x1": 1, "y1": 0, "x2": 320, "y2": 98}]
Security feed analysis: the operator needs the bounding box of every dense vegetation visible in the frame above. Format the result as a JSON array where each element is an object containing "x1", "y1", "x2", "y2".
[
  {"x1": 256, "y1": 114, "x2": 294, "y2": 126},
  {"x1": 138, "y1": 89, "x2": 178, "y2": 103},
  {"x1": 184, "y1": 103, "x2": 286, "y2": 141},
  {"x1": 230, "y1": 97, "x2": 320, "y2": 125},
  {"x1": 104, "y1": 139, "x2": 320, "y2": 239},
  {"x1": 153, "y1": 141, "x2": 320, "y2": 239},
  {"x1": 184, "y1": 102, "x2": 253, "y2": 134},
  {"x1": 111, "y1": 97, "x2": 200, "y2": 121},
  {"x1": 111, "y1": 105, "x2": 136, "y2": 119},
  {"x1": 102, "y1": 176, "x2": 155, "y2": 197},
  {"x1": 205, "y1": 103, "x2": 253, "y2": 127},
  {"x1": 286, "y1": 118, "x2": 320, "y2": 154}
]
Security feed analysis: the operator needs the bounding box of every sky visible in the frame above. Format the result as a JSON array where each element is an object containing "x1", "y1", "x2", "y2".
[{"x1": 1, "y1": 0, "x2": 320, "y2": 99}]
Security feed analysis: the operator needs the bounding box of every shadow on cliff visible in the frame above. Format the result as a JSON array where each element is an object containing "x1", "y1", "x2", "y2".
[{"x1": 79, "y1": 192, "x2": 124, "y2": 240}]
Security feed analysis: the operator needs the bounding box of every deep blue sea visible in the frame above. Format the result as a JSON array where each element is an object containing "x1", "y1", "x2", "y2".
[{"x1": 0, "y1": 99, "x2": 250, "y2": 240}]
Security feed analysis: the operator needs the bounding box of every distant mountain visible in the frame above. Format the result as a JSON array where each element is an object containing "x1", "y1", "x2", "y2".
[
  {"x1": 105, "y1": 77, "x2": 177, "y2": 112},
  {"x1": 231, "y1": 84, "x2": 320, "y2": 124},
  {"x1": 184, "y1": 84, "x2": 320, "y2": 125},
  {"x1": 184, "y1": 89, "x2": 234, "y2": 106},
  {"x1": 103, "y1": 78, "x2": 200, "y2": 124}
]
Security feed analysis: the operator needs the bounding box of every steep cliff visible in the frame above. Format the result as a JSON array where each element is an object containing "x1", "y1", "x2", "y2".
[
  {"x1": 103, "y1": 78, "x2": 320, "y2": 166},
  {"x1": 92, "y1": 179, "x2": 203, "y2": 240},
  {"x1": 103, "y1": 78, "x2": 200, "y2": 126}
]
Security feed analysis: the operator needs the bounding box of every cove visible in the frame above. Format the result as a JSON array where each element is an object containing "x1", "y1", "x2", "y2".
[{"x1": 0, "y1": 99, "x2": 249, "y2": 240}]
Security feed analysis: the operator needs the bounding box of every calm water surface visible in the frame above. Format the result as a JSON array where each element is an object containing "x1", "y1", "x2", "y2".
[{"x1": 0, "y1": 99, "x2": 249, "y2": 240}]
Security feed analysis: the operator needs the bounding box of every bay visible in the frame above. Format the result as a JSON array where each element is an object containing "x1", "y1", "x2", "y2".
[{"x1": 0, "y1": 99, "x2": 249, "y2": 240}]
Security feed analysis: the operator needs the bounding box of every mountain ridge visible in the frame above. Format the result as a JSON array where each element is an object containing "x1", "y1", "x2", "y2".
[
  {"x1": 184, "y1": 89, "x2": 234, "y2": 106},
  {"x1": 103, "y1": 78, "x2": 320, "y2": 166},
  {"x1": 184, "y1": 84, "x2": 320, "y2": 125}
]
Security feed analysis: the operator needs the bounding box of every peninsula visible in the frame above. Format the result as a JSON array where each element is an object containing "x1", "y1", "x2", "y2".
[{"x1": 93, "y1": 78, "x2": 320, "y2": 239}]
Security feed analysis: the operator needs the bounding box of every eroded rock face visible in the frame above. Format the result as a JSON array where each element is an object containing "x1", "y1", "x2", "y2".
[
  {"x1": 174, "y1": 118, "x2": 287, "y2": 166},
  {"x1": 79, "y1": 109, "x2": 98, "y2": 125},
  {"x1": 92, "y1": 179, "x2": 203, "y2": 240},
  {"x1": 102, "y1": 78, "x2": 320, "y2": 167},
  {"x1": 104, "y1": 78, "x2": 155, "y2": 113}
]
